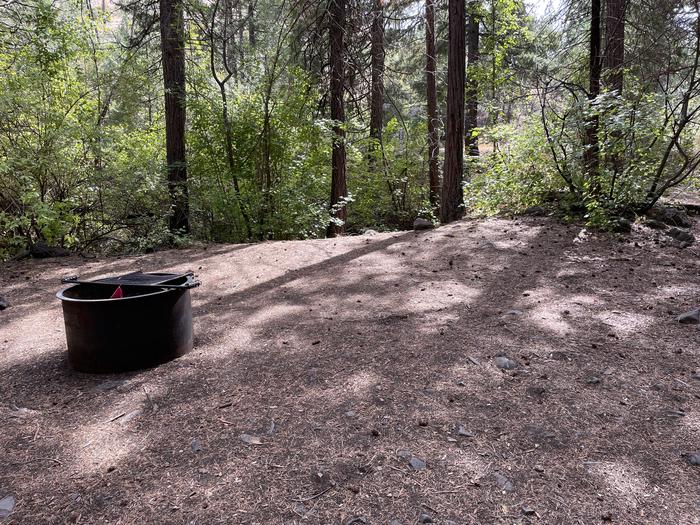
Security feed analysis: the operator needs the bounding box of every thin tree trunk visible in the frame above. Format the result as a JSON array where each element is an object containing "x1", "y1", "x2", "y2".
[
  {"x1": 237, "y1": 1, "x2": 244, "y2": 68},
  {"x1": 219, "y1": 82, "x2": 253, "y2": 239},
  {"x1": 368, "y1": 0, "x2": 384, "y2": 173},
  {"x1": 465, "y1": 3, "x2": 479, "y2": 158},
  {"x1": 426, "y1": 0, "x2": 439, "y2": 209},
  {"x1": 225, "y1": 0, "x2": 237, "y2": 80},
  {"x1": 210, "y1": 0, "x2": 252, "y2": 239},
  {"x1": 584, "y1": 0, "x2": 601, "y2": 192},
  {"x1": 440, "y1": 0, "x2": 466, "y2": 223},
  {"x1": 160, "y1": 0, "x2": 189, "y2": 233},
  {"x1": 328, "y1": 0, "x2": 347, "y2": 237}
]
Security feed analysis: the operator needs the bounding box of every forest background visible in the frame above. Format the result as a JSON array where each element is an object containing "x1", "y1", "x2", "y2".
[{"x1": 0, "y1": 0, "x2": 698, "y2": 257}]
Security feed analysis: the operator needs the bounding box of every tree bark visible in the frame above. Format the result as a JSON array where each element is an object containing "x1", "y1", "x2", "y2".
[
  {"x1": 440, "y1": 0, "x2": 466, "y2": 223},
  {"x1": 604, "y1": 0, "x2": 625, "y2": 94},
  {"x1": 426, "y1": 0, "x2": 439, "y2": 209},
  {"x1": 328, "y1": 0, "x2": 347, "y2": 237},
  {"x1": 160, "y1": 0, "x2": 189, "y2": 233},
  {"x1": 248, "y1": 0, "x2": 256, "y2": 46},
  {"x1": 604, "y1": 0, "x2": 625, "y2": 191},
  {"x1": 368, "y1": 0, "x2": 384, "y2": 173},
  {"x1": 584, "y1": 0, "x2": 601, "y2": 190},
  {"x1": 465, "y1": 3, "x2": 479, "y2": 158}
]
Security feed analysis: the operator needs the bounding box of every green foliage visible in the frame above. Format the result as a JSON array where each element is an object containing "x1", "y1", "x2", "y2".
[
  {"x1": 348, "y1": 117, "x2": 429, "y2": 231},
  {"x1": 188, "y1": 68, "x2": 332, "y2": 242},
  {"x1": 465, "y1": 120, "x2": 561, "y2": 215}
]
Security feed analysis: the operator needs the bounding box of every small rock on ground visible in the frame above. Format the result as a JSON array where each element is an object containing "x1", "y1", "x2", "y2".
[
  {"x1": 644, "y1": 219, "x2": 667, "y2": 230},
  {"x1": 457, "y1": 424, "x2": 474, "y2": 437},
  {"x1": 688, "y1": 452, "x2": 700, "y2": 465},
  {"x1": 612, "y1": 218, "x2": 632, "y2": 233},
  {"x1": 0, "y1": 297, "x2": 8, "y2": 311},
  {"x1": 413, "y1": 218, "x2": 434, "y2": 231},
  {"x1": 666, "y1": 227, "x2": 695, "y2": 245},
  {"x1": 239, "y1": 433, "x2": 263, "y2": 445},
  {"x1": 677, "y1": 308, "x2": 700, "y2": 324},
  {"x1": 493, "y1": 472, "x2": 515, "y2": 492},
  {"x1": 0, "y1": 495, "x2": 15, "y2": 518},
  {"x1": 647, "y1": 205, "x2": 692, "y2": 227},
  {"x1": 418, "y1": 512, "x2": 434, "y2": 523},
  {"x1": 494, "y1": 355, "x2": 519, "y2": 370},
  {"x1": 409, "y1": 457, "x2": 426, "y2": 471},
  {"x1": 522, "y1": 206, "x2": 547, "y2": 216},
  {"x1": 29, "y1": 241, "x2": 70, "y2": 258}
]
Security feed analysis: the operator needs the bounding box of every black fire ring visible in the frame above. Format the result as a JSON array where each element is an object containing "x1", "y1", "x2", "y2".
[{"x1": 57, "y1": 271, "x2": 200, "y2": 373}]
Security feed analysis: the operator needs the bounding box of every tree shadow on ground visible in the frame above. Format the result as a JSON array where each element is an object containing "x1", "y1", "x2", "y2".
[{"x1": 1, "y1": 217, "x2": 699, "y2": 524}]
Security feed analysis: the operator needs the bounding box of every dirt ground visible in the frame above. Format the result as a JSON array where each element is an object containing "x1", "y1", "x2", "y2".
[{"x1": 1, "y1": 216, "x2": 700, "y2": 525}]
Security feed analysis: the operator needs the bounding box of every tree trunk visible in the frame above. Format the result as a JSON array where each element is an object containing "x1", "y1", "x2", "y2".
[
  {"x1": 604, "y1": 0, "x2": 625, "y2": 191},
  {"x1": 328, "y1": 0, "x2": 347, "y2": 237},
  {"x1": 160, "y1": 0, "x2": 189, "y2": 233},
  {"x1": 426, "y1": 0, "x2": 439, "y2": 209},
  {"x1": 248, "y1": 0, "x2": 256, "y2": 46},
  {"x1": 584, "y1": 0, "x2": 601, "y2": 191},
  {"x1": 604, "y1": 0, "x2": 625, "y2": 94},
  {"x1": 368, "y1": 0, "x2": 384, "y2": 172},
  {"x1": 440, "y1": 0, "x2": 466, "y2": 224},
  {"x1": 465, "y1": 3, "x2": 479, "y2": 158}
]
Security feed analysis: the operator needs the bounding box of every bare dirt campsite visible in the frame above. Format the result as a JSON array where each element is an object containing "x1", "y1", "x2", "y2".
[{"x1": 2, "y1": 216, "x2": 700, "y2": 524}]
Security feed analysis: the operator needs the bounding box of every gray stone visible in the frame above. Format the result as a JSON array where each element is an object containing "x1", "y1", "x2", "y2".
[
  {"x1": 0, "y1": 495, "x2": 15, "y2": 518},
  {"x1": 121, "y1": 409, "x2": 142, "y2": 424},
  {"x1": 413, "y1": 218, "x2": 435, "y2": 231},
  {"x1": 239, "y1": 433, "x2": 263, "y2": 445},
  {"x1": 0, "y1": 297, "x2": 8, "y2": 311},
  {"x1": 612, "y1": 218, "x2": 632, "y2": 233},
  {"x1": 493, "y1": 472, "x2": 515, "y2": 492},
  {"x1": 396, "y1": 449, "x2": 412, "y2": 460},
  {"x1": 95, "y1": 379, "x2": 125, "y2": 392},
  {"x1": 30, "y1": 241, "x2": 70, "y2": 258},
  {"x1": 457, "y1": 425, "x2": 474, "y2": 437},
  {"x1": 644, "y1": 219, "x2": 667, "y2": 230},
  {"x1": 677, "y1": 308, "x2": 700, "y2": 324},
  {"x1": 363, "y1": 229, "x2": 378, "y2": 236},
  {"x1": 418, "y1": 513, "x2": 434, "y2": 523},
  {"x1": 494, "y1": 356, "x2": 519, "y2": 370},
  {"x1": 522, "y1": 506, "x2": 536, "y2": 516},
  {"x1": 647, "y1": 205, "x2": 692, "y2": 227},
  {"x1": 688, "y1": 452, "x2": 700, "y2": 465},
  {"x1": 522, "y1": 206, "x2": 547, "y2": 216},
  {"x1": 409, "y1": 457, "x2": 426, "y2": 471},
  {"x1": 666, "y1": 227, "x2": 695, "y2": 245},
  {"x1": 191, "y1": 438, "x2": 202, "y2": 452}
]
